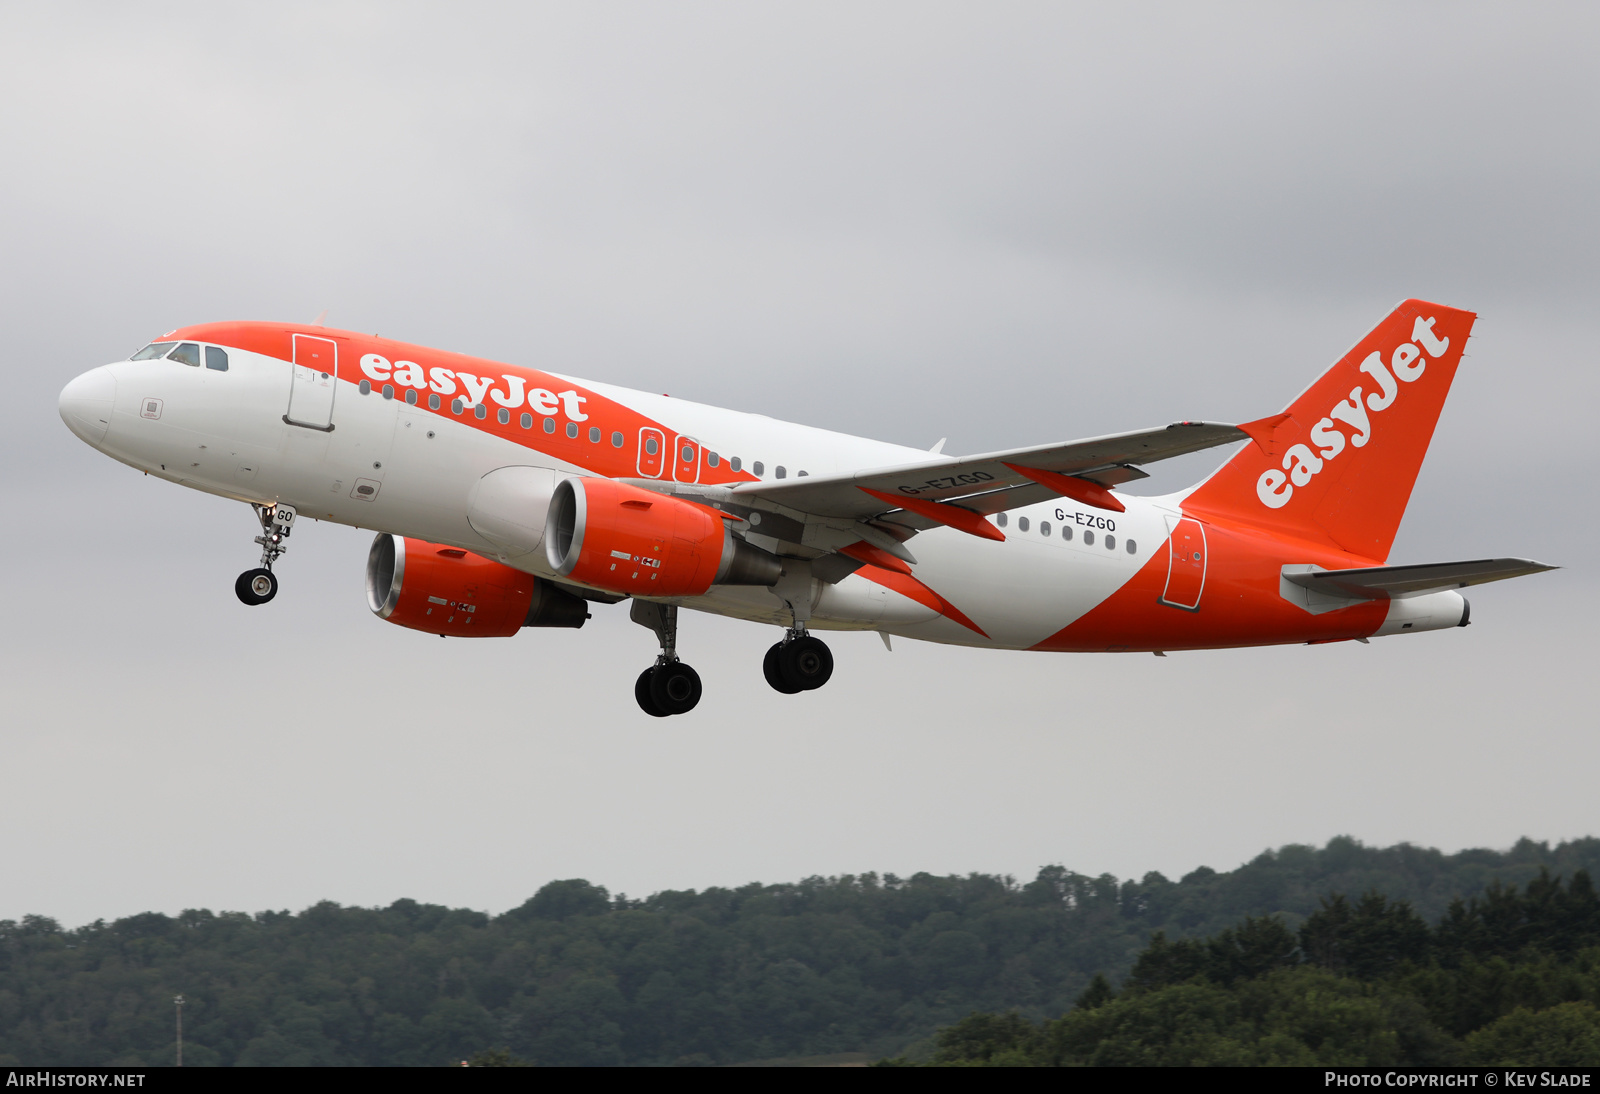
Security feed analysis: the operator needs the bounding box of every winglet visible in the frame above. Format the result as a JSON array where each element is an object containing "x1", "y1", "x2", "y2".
[{"x1": 1236, "y1": 412, "x2": 1292, "y2": 458}]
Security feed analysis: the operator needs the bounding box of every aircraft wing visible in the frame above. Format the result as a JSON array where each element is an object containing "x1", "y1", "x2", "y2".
[
  {"x1": 727, "y1": 421, "x2": 1245, "y2": 528},
  {"x1": 1281, "y1": 559, "x2": 1557, "y2": 600}
]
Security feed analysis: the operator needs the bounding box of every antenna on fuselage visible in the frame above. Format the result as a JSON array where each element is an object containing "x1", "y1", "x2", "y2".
[{"x1": 309, "y1": 309, "x2": 328, "y2": 327}]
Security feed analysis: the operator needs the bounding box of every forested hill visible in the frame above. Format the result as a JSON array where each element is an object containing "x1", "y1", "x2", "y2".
[{"x1": 3, "y1": 836, "x2": 1598, "y2": 1066}]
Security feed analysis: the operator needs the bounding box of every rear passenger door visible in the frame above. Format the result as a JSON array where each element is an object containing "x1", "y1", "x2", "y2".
[{"x1": 1159, "y1": 516, "x2": 1207, "y2": 611}]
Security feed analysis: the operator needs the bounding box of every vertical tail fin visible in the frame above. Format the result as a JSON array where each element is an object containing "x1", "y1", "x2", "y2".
[{"x1": 1184, "y1": 299, "x2": 1476, "y2": 562}]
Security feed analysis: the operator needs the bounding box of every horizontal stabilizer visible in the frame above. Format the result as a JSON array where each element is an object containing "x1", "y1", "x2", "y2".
[{"x1": 1281, "y1": 558, "x2": 1556, "y2": 601}]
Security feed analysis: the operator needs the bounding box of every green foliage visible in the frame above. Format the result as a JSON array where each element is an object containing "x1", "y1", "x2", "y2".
[
  {"x1": 931, "y1": 1012, "x2": 1041, "y2": 1065},
  {"x1": 1074, "y1": 972, "x2": 1115, "y2": 1011},
  {"x1": 918, "y1": 869, "x2": 1600, "y2": 1067},
  {"x1": 2, "y1": 836, "x2": 1598, "y2": 1065},
  {"x1": 1463, "y1": 1003, "x2": 1600, "y2": 1066},
  {"x1": 505, "y1": 880, "x2": 611, "y2": 922},
  {"x1": 1300, "y1": 892, "x2": 1431, "y2": 977}
]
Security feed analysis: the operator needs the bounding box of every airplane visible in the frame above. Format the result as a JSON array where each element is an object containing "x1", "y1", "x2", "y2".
[{"x1": 58, "y1": 299, "x2": 1553, "y2": 717}]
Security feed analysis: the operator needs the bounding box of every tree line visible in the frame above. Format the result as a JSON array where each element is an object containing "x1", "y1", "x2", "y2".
[
  {"x1": 1, "y1": 836, "x2": 1597, "y2": 1065},
  {"x1": 894, "y1": 871, "x2": 1600, "y2": 1065}
]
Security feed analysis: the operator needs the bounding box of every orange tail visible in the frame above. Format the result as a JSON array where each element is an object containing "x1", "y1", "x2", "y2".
[{"x1": 1184, "y1": 299, "x2": 1476, "y2": 562}]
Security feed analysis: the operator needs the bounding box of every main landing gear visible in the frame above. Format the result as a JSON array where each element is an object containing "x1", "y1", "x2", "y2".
[
  {"x1": 763, "y1": 628, "x2": 834, "y2": 694},
  {"x1": 627, "y1": 593, "x2": 835, "y2": 716},
  {"x1": 631, "y1": 601, "x2": 702, "y2": 717},
  {"x1": 235, "y1": 503, "x2": 295, "y2": 606}
]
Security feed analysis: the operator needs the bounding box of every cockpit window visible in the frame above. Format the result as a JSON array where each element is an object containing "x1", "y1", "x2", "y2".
[
  {"x1": 130, "y1": 342, "x2": 176, "y2": 360},
  {"x1": 205, "y1": 346, "x2": 228, "y2": 371},
  {"x1": 168, "y1": 343, "x2": 201, "y2": 367}
]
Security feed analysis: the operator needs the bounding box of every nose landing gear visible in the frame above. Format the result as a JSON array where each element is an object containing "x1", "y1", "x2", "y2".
[
  {"x1": 631, "y1": 600, "x2": 703, "y2": 717},
  {"x1": 236, "y1": 503, "x2": 295, "y2": 607},
  {"x1": 235, "y1": 568, "x2": 278, "y2": 605},
  {"x1": 764, "y1": 629, "x2": 835, "y2": 693}
]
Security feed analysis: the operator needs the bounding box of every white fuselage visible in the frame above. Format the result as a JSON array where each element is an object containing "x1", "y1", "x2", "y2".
[{"x1": 64, "y1": 341, "x2": 1170, "y2": 650}]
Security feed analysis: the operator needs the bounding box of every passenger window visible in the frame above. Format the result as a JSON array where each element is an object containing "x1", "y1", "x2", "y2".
[
  {"x1": 204, "y1": 346, "x2": 228, "y2": 371},
  {"x1": 707, "y1": 452, "x2": 719, "y2": 467},
  {"x1": 131, "y1": 342, "x2": 176, "y2": 361},
  {"x1": 591, "y1": 427, "x2": 602, "y2": 443},
  {"x1": 498, "y1": 408, "x2": 510, "y2": 424},
  {"x1": 753, "y1": 461, "x2": 764, "y2": 476},
  {"x1": 1084, "y1": 530, "x2": 1095, "y2": 546},
  {"x1": 1105, "y1": 534, "x2": 1115, "y2": 551},
  {"x1": 429, "y1": 393, "x2": 441, "y2": 410},
  {"x1": 566, "y1": 422, "x2": 578, "y2": 438},
  {"x1": 644, "y1": 436, "x2": 659, "y2": 454},
  {"x1": 775, "y1": 466, "x2": 786, "y2": 479},
  {"x1": 475, "y1": 404, "x2": 487, "y2": 419},
  {"x1": 543, "y1": 417, "x2": 556, "y2": 434},
  {"x1": 1040, "y1": 521, "x2": 1051, "y2": 537},
  {"x1": 730, "y1": 457, "x2": 742, "y2": 472},
  {"x1": 1126, "y1": 539, "x2": 1137, "y2": 555},
  {"x1": 798, "y1": 470, "x2": 808, "y2": 477},
  {"x1": 405, "y1": 389, "x2": 417, "y2": 405},
  {"x1": 168, "y1": 343, "x2": 201, "y2": 367},
  {"x1": 1062, "y1": 526, "x2": 1072, "y2": 541},
  {"x1": 521, "y1": 413, "x2": 533, "y2": 429},
  {"x1": 996, "y1": 513, "x2": 1008, "y2": 528},
  {"x1": 612, "y1": 431, "x2": 624, "y2": 448},
  {"x1": 359, "y1": 380, "x2": 371, "y2": 395},
  {"x1": 382, "y1": 384, "x2": 394, "y2": 400},
  {"x1": 451, "y1": 398, "x2": 464, "y2": 414},
  {"x1": 1018, "y1": 516, "x2": 1030, "y2": 532}
]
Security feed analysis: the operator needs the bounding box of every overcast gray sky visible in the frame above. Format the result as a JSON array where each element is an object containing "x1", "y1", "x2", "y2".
[{"x1": 2, "y1": 2, "x2": 1596, "y2": 927}]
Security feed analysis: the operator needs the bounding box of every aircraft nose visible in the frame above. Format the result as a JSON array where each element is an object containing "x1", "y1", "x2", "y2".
[{"x1": 59, "y1": 366, "x2": 117, "y2": 446}]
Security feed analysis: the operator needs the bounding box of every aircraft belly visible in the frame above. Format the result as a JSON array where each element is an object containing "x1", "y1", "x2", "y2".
[{"x1": 887, "y1": 502, "x2": 1171, "y2": 649}]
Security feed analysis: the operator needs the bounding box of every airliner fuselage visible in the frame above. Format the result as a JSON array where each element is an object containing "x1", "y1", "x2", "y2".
[{"x1": 58, "y1": 305, "x2": 1550, "y2": 715}]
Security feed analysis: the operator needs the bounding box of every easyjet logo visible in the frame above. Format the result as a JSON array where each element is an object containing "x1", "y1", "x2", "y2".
[
  {"x1": 359, "y1": 354, "x2": 588, "y2": 420},
  {"x1": 1256, "y1": 316, "x2": 1450, "y2": 510}
]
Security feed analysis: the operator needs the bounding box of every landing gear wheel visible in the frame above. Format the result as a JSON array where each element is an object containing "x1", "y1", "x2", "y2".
[
  {"x1": 780, "y1": 635, "x2": 833, "y2": 691},
  {"x1": 649, "y1": 661, "x2": 702, "y2": 716},
  {"x1": 235, "y1": 568, "x2": 278, "y2": 606},
  {"x1": 764, "y1": 643, "x2": 803, "y2": 694},
  {"x1": 635, "y1": 667, "x2": 669, "y2": 717}
]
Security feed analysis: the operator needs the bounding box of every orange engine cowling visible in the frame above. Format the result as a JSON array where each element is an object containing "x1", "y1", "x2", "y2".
[
  {"x1": 545, "y1": 477, "x2": 781, "y2": 597},
  {"x1": 366, "y1": 534, "x2": 589, "y2": 637}
]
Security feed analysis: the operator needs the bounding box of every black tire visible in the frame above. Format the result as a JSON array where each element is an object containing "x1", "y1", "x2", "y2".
[
  {"x1": 780, "y1": 635, "x2": 833, "y2": 691},
  {"x1": 635, "y1": 668, "x2": 669, "y2": 717},
  {"x1": 649, "y1": 661, "x2": 702, "y2": 716},
  {"x1": 764, "y1": 643, "x2": 802, "y2": 694},
  {"x1": 235, "y1": 568, "x2": 278, "y2": 606}
]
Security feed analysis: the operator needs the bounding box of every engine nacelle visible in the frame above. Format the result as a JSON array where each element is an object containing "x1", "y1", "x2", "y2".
[
  {"x1": 546, "y1": 477, "x2": 782, "y2": 597},
  {"x1": 366, "y1": 534, "x2": 589, "y2": 637}
]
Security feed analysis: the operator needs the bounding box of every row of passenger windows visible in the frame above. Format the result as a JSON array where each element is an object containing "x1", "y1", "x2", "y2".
[
  {"x1": 354, "y1": 380, "x2": 806, "y2": 478},
  {"x1": 995, "y1": 511, "x2": 1137, "y2": 555},
  {"x1": 131, "y1": 341, "x2": 229, "y2": 371}
]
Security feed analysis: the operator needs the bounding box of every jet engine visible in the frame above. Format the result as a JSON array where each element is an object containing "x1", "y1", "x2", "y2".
[
  {"x1": 546, "y1": 477, "x2": 781, "y2": 597},
  {"x1": 366, "y1": 534, "x2": 589, "y2": 637}
]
